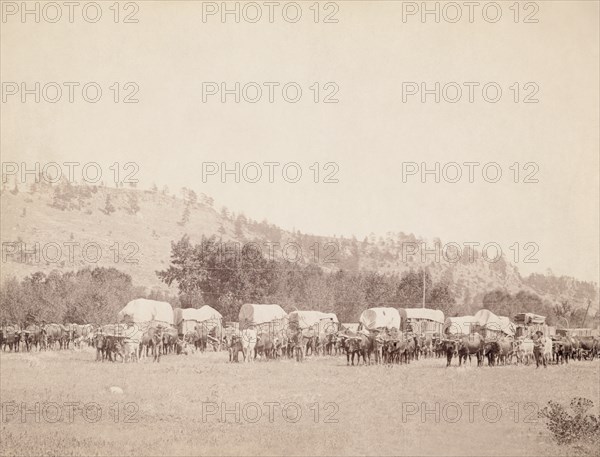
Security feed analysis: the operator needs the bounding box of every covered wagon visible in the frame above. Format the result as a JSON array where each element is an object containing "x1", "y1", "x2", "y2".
[
  {"x1": 398, "y1": 308, "x2": 445, "y2": 335},
  {"x1": 173, "y1": 305, "x2": 224, "y2": 351},
  {"x1": 359, "y1": 307, "x2": 401, "y2": 332},
  {"x1": 197, "y1": 305, "x2": 223, "y2": 347},
  {"x1": 289, "y1": 310, "x2": 339, "y2": 336},
  {"x1": 118, "y1": 298, "x2": 174, "y2": 328},
  {"x1": 113, "y1": 298, "x2": 175, "y2": 344},
  {"x1": 173, "y1": 305, "x2": 223, "y2": 340},
  {"x1": 173, "y1": 308, "x2": 200, "y2": 335},
  {"x1": 238, "y1": 304, "x2": 288, "y2": 338},
  {"x1": 473, "y1": 309, "x2": 515, "y2": 339}
]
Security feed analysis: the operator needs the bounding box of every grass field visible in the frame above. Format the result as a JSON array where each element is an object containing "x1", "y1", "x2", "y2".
[{"x1": 1, "y1": 349, "x2": 599, "y2": 456}]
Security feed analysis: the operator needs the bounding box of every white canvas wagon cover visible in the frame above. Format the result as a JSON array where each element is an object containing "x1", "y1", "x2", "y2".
[
  {"x1": 197, "y1": 305, "x2": 222, "y2": 321},
  {"x1": 118, "y1": 298, "x2": 174, "y2": 325},
  {"x1": 474, "y1": 309, "x2": 515, "y2": 336},
  {"x1": 174, "y1": 306, "x2": 223, "y2": 334},
  {"x1": 173, "y1": 308, "x2": 196, "y2": 324},
  {"x1": 290, "y1": 310, "x2": 322, "y2": 329},
  {"x1": 289, "y1": 311, "x2": 339, "y2": 330},
  {"x1": 321, "y1": 312, "x2": 339, "y2": 323},
  {"x1": 359, "y1": 307, "x2": 401, "y2": 330},
  {"x1": 174, "y1": 306, "x2": 222, "y2": 324},
  {"x1": 239, "y1": 304, "x2": 287, "y2": 329},
  {"x1": 196, "y1": 305, "x2": 223, "y2": 332},
  {"x1": 402, "y1": 308, "x2": 445, "y2": 324},
  {"x1": 443, "y1": 316, "x2": 478, "y2": 335}
]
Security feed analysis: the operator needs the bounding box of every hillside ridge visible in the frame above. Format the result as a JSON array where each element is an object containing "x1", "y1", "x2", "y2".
[{"x1": 1, "y1": 180, "x2": 597, "y2": 315}]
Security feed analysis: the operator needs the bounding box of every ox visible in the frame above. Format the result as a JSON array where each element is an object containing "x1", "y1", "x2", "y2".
[
  {"x1": 577, "y1": 337, "x2": 599, "y2": 360},
  {"x1": 383, "y1": 338, "x2": 410, "y2": 365},
  {"x1": 254, "y1": 333, "x2": 279, "y2": 360},
  {"x1": 93, "y1": 333, "x2": 122, "y2": 362},
  {"x1": 23, "y1": 324, "x2": 44, "y2": 351},
  {"x1": 456, "y1": 333, "x2": 484, "y2": 367},
  {"x1": 552, "y1": 337, "x2": 571, "y2": 364},
  {"x1": 484, "y1": 337, "x2": 513, "y2": 366},
  {"x1": 228, "y1": 335, "x2": 243, "y2": 362},
  {"x1": 439, "y1": 339, "x2": 459, "y2": 367},
  {"x1": 138, "y1": 326, "x2": 164, "y2": 362},
  {"x1": 1, "y1": 325, "x2": 21, "y2": 352}
]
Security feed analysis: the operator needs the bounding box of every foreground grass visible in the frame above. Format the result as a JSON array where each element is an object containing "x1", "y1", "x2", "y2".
[{"x1": 1, "y1": 349, "x2": 598, "y2": 456}]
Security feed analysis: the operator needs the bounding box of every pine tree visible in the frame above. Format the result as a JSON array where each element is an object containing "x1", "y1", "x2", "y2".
[
  {"x1": 187, "y1": 189, "x2": 198, "y2": 206},
  {"x1": 126, "y1": 192, "x2": 140, "y2": 215},
  {"x1": 178, "y1": 204, "x2": 190, "y2": 226},
  {"x1": 104, "y1": 195, "x2": 115, "y2": 215}
]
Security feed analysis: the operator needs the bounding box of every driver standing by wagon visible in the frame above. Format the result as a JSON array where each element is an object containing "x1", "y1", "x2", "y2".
[{"x1": 533, "y1": 330, "x2": 547, "y2": 368}]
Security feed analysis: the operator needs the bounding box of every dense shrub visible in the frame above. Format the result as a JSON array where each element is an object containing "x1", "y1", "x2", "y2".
[{"x1": 539, "y1": 397, "x2": 600, "y2": 447}]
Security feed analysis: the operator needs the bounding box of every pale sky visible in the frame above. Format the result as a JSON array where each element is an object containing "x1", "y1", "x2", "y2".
[{"x1": 1, "y1": 1, "x2": 598, "y2": 282}]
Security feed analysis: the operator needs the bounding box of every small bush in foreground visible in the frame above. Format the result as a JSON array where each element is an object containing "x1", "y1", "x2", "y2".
[{"x1": 539, "y1": 397, "x2": 600, "y2": 447}]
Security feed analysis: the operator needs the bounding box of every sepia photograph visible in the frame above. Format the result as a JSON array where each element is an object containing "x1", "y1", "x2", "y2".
[{"x1": 0, "y1": 1, "x2": 599, "y2": 456}]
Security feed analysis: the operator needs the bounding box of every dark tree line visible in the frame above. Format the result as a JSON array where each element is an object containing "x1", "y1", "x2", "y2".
[
  {"x1": 2, "y1": 237, "x2": 595, "y2": 327},
  {"x1": 0, "y1": 268, "x2": 179, "y2": 325},
  {"x1": 156, "y1": 235, "x2": 458, "y2": 322}
]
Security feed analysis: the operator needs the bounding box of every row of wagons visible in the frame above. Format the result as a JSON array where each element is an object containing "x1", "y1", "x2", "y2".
[{"x1": 116, "y1": 299, "x2": 580, "y2": 343}]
